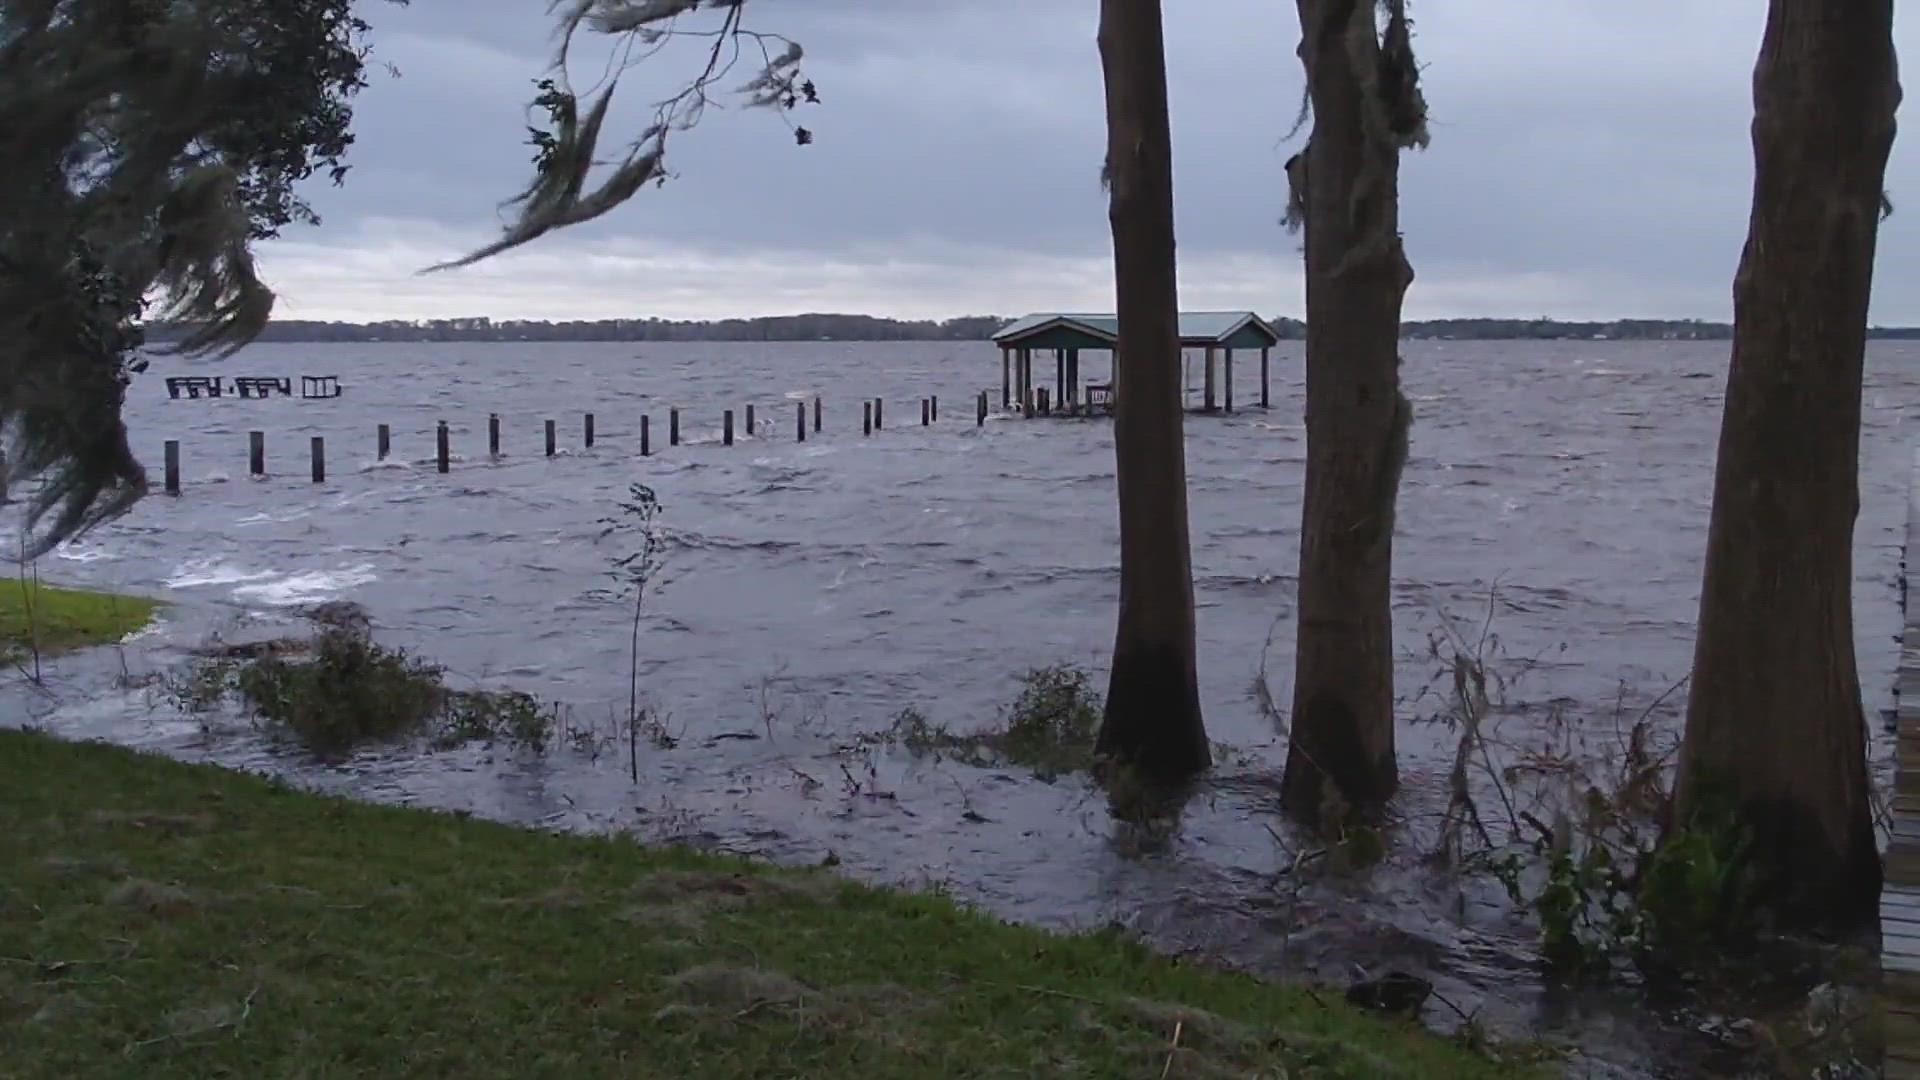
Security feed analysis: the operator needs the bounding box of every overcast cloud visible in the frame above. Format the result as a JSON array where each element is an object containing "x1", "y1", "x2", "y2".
[{"x1": 256, "y1": 1, "x2": 1920, "y2": 323}]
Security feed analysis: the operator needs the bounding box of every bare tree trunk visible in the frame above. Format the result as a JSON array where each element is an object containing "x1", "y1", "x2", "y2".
[
  {"x1": 1675, "y1": 0, "x2": 1898, "y2": 928},
  {"x1": 1093, "y1": 0, "x2": 1210, "y2": 780},
  {"x1": 1279, "y1": 0, "x2": 1425, "y2": 826}
]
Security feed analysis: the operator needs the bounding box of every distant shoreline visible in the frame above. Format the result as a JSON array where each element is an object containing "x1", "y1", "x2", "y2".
[{"x1": 143, "y1": 315, "x2": 1920, "y2": 345}]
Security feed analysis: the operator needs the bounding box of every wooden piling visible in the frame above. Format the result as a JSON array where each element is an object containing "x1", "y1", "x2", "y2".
[
  {"x1": 797, "y1": 401, "x2": 807, "y2": 442},
  {"x1": 310, "y1": 436, "x2": 325, "y2": 483},
  {"x1": 641, "y1": 414, "x2": 652, "y2": 457},
  {"x1": 584, "y1": 412, "x2": 595, "y2": 448},
  {"x1": 670, "y1": 408, "x2": 681, "y2": 447},
  {"x1": 977, "y1": 391, "x2": 987, "y2": 426},
  {"x1": 724, "y1": 409, "x2": 735, "y2": 446},
  {"x1": 545, "y1": 419, "x2": 557, "y2": 457},
  {"x1": 745, "y1": 403, "x2": 756, "y2": 435},
  {"x1": 921, "y1": 398, "x2": 930, "y2": 426},
  {"x1": 377, "y1": 423, "x2": 391, "y2": 462},
  {"x1": 489, "y1": 413, "x2": 501, "y2": 458},
  {"x1": 164, "y1": 440, "x2": 180, "y2": 496},
  {"x1": 813, "y1": 396, "x2": 822, "y2": 433},
  {"x1": 436, "y1": 421, "x2": 450, "y2": 474},
  {"x1": 863, "y1": 401, "x2": 872, "y2": 436},
  {"x1": 932, "y1": 395, "x2": 939, "y2": 422},
  {"x1": 874, "y1": 398, "x2": 884, "y2": 430},
  {"x1": 249, "y1": 431, "x2": 265, "y2": 477},
  {"x1": 1039, "y1": 387, "x2": 1051, "y2": 416}
]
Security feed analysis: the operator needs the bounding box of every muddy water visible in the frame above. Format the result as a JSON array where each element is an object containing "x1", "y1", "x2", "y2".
[{"x1": 6, "y1": 339, "x2": 1916, "y2": 1076}]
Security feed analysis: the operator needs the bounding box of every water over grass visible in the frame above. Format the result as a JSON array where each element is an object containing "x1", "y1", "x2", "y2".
[{"x1": 0, "y1": 730, "x2": 1544, "y2": 1078}]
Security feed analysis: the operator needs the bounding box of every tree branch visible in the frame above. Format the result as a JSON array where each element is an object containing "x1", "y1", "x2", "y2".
[{"x1": 425, "y1": 0, "x2": 817, "y2": 272}]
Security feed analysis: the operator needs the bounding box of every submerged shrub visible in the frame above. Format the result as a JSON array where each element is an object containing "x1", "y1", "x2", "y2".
[
  {"x1": 236, "y1": 629, "x2": 447, "y2": 757},
  {"x1": 175, "y1": 624, "x2": 562, "y2": 759},
  {"x1": 438, "y1": 689, "x2": 558, "y2": 754},
  {"x1": 999, "y1": 665, "x2": 1101, "y2": 777},
  {"x1": 888, "y1": 664, "x2": 1102, "y2": 781}
]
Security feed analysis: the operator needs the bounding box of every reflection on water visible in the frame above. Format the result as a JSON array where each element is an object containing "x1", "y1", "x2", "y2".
[{"x1": 7, "y1": 339, "x2": 1915, "y2": 1077}]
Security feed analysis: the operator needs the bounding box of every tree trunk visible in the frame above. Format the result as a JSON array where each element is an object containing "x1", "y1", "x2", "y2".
[
  {"x1": 1280, "y1": 0, "x2": 1424, "y2": 826},
  {"x1": 1675, "y1": 0, "x2": 1898, "y2": 929},
  {"x1": 1093, "y1": 0, "x2": 1210, "y2": 781}
]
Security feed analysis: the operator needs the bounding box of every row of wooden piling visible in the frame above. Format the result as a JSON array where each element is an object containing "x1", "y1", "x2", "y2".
[{"x1": 158, "y1": 392, "x2": 998, "y2": 494}]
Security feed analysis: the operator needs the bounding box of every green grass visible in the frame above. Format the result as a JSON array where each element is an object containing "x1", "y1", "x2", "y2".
[
  {"x1": 0, "y1": 731, "x2": 1546, "y2": 1079},
  {"x1": 0, "y1": 579, "x2": 157, "y2": 662}
]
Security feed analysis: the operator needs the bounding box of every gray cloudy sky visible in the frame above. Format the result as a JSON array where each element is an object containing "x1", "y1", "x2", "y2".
[{"x1": 258, "y1": 1, "x2": 1920, "y2": 323}]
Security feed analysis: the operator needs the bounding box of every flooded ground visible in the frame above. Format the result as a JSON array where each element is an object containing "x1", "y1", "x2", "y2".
[{"x1": 5, "y1": 339, "x2": 1915, "y2": 1076}]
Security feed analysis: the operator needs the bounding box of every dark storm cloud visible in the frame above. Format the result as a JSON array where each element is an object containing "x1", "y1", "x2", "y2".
[{"x1": 263, "y1": 1, "x2": 1920, "y2": 322}]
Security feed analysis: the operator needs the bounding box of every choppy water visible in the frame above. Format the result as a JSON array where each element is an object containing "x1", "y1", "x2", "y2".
[{"x1": 8, "y1": 340, "x2": 1916, "y2": 1076}]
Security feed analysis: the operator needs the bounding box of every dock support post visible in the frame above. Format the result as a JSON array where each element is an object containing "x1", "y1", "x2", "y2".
[
  {"x1": 932, "y1": 394, "x2": 939, "y2": 422},
  {"x1": 724, "y1": 409, "x2": 734, "y2": 446},
  {"x1": 1039, "y1": 387, "x2": 1051, "y2": 416},
  {"x1": 164, "y1": 441, "x2": 180, "y2": 496},
  {"x1": 874, "y1": 398, "x2": 884, "y2": 430},
  {"x1": 249, "y1": 431, "x2": 265, "y2": 477},
  {"x1": 813, "y1": 396, "x2": 822, "y2": 433},
  {"x1": 746, "y1": 403, "x2": 755, "y2": 436},
  {"x1": 921, "y1": 398, "x2": 930, "y2": 426},
  {"x1": 377, "y1": 424, "x2": 391, "y2": 462},
  {"x1": 977, "y1": 391, "x2": 987, "y2": 426},
  {"x1": 1261, "y1": 346, "x2": 1271, "y2": 409},
  {"x1": 584, "y1": 412, "x2": 595, "y2": 449},
  {"x1": 641, "y1": 415, "x2": 651, "y2": 457},
  {"x1": 545, "y1": 419, "x2": 557, "y2": 457},
  {"x1": 670, "y1": 408, "x2": 681, "y2": 446},
  {"x1": 436, "y1": 421, "x2": 450, "y2": 473},
  {"x1": 1225, "y1": 349, "x2": 1235, "y2": 413},
  {"x1": 1203, "y1": 346, "x2": 1217, "y2": 412},
  {"x1": 489, "y1": 413, "x2": 501, "y2": 458},
  {"x1": 797, "y1": 401, "x2": 807, "y2": 442},
  {"x1": 863, "y1": 401, "x2": 872, "y2": 436},
  {"x1": 310, "y1": 437, "x2": 325, "y2": 483},
  {"x1": 1002, "y1": 348, "x2": 1011, "y2": 409},
  {"x1": 1055, "y1": 348, "x2": 1065, "y2": 406}
]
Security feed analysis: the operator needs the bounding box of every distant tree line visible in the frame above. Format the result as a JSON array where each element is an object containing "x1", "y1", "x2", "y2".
[
  {"x1": 140, "y1": 314, "x2": 1920, "y2": 344},
  {"x1": 142, "y1": 314, "x2": 1007, "y2": 344}
]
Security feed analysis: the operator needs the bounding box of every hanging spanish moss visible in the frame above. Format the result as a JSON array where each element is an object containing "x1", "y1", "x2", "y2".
[
  {"x1": 429, "y1": 0, "x2": 817, "y2": 271},
  {"x1": 0, "y1": 0, "x2": 398, "y2": 556}
]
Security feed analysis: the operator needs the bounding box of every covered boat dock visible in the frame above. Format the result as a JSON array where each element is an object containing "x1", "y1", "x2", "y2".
[{"x1": 989, "y1": 311, "x2": 1281, "y2": 416}]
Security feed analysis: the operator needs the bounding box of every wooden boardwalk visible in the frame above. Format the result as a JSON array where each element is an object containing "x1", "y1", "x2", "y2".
[{"x1": 1886, "y1": 446, "x2": 1920, "y2": 1077}]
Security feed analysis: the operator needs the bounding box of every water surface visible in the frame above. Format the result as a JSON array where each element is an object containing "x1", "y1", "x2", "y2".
[{"x1": 10, "y1": 339, "x2": 1915, "y2": 1077}]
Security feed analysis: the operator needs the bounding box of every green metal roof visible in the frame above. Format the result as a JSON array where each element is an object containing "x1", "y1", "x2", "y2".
[{"x1": 991, "y1": 311, "x2": 1279, "y2": 349}]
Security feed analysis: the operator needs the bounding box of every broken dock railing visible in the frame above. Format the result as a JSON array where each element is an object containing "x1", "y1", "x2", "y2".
[{"x1": 164, "y1": 375, "x2": 343, "y2": 400}]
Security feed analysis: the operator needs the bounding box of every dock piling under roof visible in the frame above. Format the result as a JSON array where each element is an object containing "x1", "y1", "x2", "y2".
[{"x1": 989, "y1": 311, "x2": 1279, "y2": 417}]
